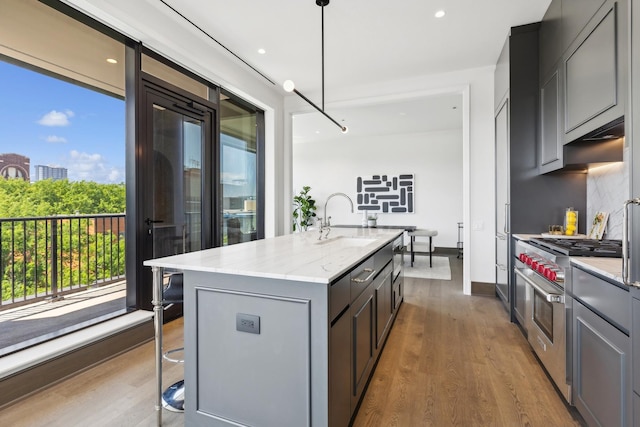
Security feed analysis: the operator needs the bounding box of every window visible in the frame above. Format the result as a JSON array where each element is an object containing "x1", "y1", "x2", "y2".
[
  {"x1": 220, "y1": 91, "x2": 264, "y2": 245},
  {"x1": 0, "y1": 0, "x2": 127, "y2": 355}
]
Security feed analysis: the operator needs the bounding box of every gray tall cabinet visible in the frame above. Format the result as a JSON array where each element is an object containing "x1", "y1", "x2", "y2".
[
  {"x1": 631, "y1": 1, "x2": 640, "y2": 425},
  {"x1": 494, "y1": 24, "x2": 587, "y2": 324}
]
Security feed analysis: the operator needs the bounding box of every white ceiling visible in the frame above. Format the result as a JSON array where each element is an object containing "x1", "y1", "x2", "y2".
[
  {"x1": 157, "y1": 0, "x2": 551, "y2": 93},
  {"x1": 293, "y1": 92, "x2": 464, "y2": 143},
  {"x1": 65, "y1": 0, "x2": 552, "y2": 139}
]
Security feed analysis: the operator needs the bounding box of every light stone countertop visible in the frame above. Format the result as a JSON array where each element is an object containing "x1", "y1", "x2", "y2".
[
  {"x1": 144, "y1": 227, "x2": 402, "y2": 284},
  {"x1": 512, "y1": 234, "x2": 542, "y2": 241},
  {"x1": 571, "y1": 257, "x2": 623, "y2": 284}
]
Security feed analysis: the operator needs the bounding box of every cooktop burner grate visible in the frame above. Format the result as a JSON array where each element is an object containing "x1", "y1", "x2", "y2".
[{"x1": 529, "y1": 238, "x2": 622, "y2": 257}]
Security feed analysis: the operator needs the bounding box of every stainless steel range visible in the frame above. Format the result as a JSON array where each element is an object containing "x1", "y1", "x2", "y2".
[
  {"x1": 527, "y1": 237, "x2": 623, "y2": 257},
  {"x1": 513, "y1": 237, "x2": 622, "y2": 404}
]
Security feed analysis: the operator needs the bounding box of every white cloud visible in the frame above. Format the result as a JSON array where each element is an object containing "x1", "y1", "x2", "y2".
[
  {"x1": 65, "y1": 150, "x2": 124, "y2": 183},
  {"x1": 37, "y1": 110, "x2": 74, "y2": 126},
  {"x1": 108, "y1": 169, "x2": 124, "y2": 182},
  {"x1": 45, "y1": 135, "x2": 67, "y2": 143}
]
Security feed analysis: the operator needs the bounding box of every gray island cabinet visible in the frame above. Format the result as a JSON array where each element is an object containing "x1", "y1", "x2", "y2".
[{"x1": 144, "y1": 227, "x2": 404, "y2": 427}]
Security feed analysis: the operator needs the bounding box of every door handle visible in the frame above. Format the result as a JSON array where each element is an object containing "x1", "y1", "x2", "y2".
[{"x1": 145, "y1": 218, "x2": 164, "y2": 226}]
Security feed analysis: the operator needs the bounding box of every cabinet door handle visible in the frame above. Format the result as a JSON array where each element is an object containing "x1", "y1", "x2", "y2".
[
  {"x1": 504, "y1": 203, "x2": 510, "y2": 234},
  {"x1": 622, "y1": 198, "x2": 640, "y2": 287},
  {"x1": 352, "y1": 268, "x2": 376, "y2": 283}
]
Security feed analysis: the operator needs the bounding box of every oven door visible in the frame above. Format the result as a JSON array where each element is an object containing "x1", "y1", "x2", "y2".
[{"x1": 514, "y1": 267, "x2": 571, "y2": 403}]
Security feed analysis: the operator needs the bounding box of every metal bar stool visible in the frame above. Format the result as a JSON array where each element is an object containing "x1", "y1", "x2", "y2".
[{"x1": 152, "y1": 269, "x2": 185, "y2": 425}]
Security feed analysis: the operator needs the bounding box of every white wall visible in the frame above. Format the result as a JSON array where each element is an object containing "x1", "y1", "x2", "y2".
[
  {"x1": 293, "y1": 129, "x2": 463, "y2": 248},
  {"x1": 286, "y1": 67, "x2": 497, "y2": 294}
]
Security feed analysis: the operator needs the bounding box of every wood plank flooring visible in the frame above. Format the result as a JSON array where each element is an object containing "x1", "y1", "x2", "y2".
[
  {"x1": 352, "y1": 257, "x2": 583, "y2": 427},
  {"x1": 0, "y1": 255, "x2": 583, "y2": 426}
]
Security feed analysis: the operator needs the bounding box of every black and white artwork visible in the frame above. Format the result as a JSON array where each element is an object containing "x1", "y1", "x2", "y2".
[{"x1": 356, "y1": 174, "x2": 414, "y2": 213}]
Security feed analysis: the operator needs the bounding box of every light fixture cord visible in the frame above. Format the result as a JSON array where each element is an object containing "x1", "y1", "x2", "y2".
[{"x1": 321, "y1": 2, "x2": 325, "y2": 111}]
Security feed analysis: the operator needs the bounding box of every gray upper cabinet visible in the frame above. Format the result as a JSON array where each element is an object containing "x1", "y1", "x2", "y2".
[
  {"x1": 539, "y1": 70, "x2": 563, "y2": 173},
  {"x1": 539, "y1": 0, "x2": 563, "y2": 79},
  {"x1": 563, "y1": 0, "x2": 627, "y2": 143},
  {"x1": 562, "y1": 0, "x2": 607, "y2": 51},
  {"x1": 538, "y1": 0, "x2": 564, "y2": 174}
]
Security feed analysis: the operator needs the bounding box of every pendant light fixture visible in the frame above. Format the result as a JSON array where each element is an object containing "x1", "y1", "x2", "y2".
[{"x1": 283, "y1": 0, "x2": 348, "y2": 133}]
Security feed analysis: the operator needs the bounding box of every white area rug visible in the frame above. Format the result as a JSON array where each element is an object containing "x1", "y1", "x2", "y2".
[{"x1": 403, "y1": 256, "x2": 451, "y2": 280}]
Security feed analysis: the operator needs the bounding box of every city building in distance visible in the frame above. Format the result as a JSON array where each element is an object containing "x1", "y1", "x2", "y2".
[{"x1": 34, "y1": 164, "x2": 68, "y2": 182}]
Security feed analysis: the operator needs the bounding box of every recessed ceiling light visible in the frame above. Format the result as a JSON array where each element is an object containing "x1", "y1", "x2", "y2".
[
  {"x1": 434, "y1": 10, "x2": 445, "y2": 18},
  {"x1": 106, "y1": 58, "x2": 118, "y2": 64},
  {"x1": 257, "y1": 48, "x2": 266, "y2": 54}
]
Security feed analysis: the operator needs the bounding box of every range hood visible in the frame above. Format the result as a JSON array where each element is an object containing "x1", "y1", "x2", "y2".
[{"x1": 562, "y1": 116, "x2": 624, "y2": 170}]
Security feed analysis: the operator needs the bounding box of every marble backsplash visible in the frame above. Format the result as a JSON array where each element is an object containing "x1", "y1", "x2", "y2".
[{"x1": 586, "y1": 147, "x2": 629, "y2": 240}]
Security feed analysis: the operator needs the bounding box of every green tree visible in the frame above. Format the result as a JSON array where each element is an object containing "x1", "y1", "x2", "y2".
[{"x1": 0, "y1": 179, "x2": 126, "y2": 303}]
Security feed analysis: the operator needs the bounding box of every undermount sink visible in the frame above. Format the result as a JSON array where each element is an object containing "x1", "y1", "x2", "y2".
[{"x1": 315, "y1": 235, "x2": 377, "y2": 247}]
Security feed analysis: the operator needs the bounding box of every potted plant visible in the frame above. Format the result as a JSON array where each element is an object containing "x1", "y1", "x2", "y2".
[{"x1": 293, "y1": 186, "x2": 317, "y2": 232}]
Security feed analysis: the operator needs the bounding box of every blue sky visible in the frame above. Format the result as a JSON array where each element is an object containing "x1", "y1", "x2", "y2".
[{"x1": 0, "y1": 60, "x2": 125, "y2": 183}]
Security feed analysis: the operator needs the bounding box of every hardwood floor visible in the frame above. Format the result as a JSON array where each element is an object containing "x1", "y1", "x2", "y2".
[
  {"x1": 352, "y1": 257, "x2": 583, "y2": 427},
  {"x1": 0, "y1": 256, "x2": 583, "y2": 426}
]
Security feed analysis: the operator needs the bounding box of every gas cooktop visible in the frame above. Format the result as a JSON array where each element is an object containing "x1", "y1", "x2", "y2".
[{"x1": 529, "y1": 237, "x2": 622, "y2": 257}]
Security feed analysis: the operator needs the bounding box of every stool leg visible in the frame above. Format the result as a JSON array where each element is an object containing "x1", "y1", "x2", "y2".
[
  {"x1": 411, "y1": 236, "x2": 415, "y2": 267},
  {"x1": 429, "y1": 236, "x2": 433, "y2": 268},
  {"x1": 152, "y1": 266, "x2": 164, "y2": 426}
]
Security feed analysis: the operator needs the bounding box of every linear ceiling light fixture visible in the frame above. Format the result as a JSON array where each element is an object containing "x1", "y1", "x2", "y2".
[
  {"x1": 283, "y1": 0, "x2": 348, "y2": 133},
  {"x1": 159, "y1": 0, "x2": 276, "y2": 85}
]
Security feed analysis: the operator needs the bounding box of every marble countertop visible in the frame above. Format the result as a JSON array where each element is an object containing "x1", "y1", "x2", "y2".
[
  {"x1": 571, "y1": 257, "x2": 623, "y2": 284},
  {"x1": 512, "y1": 234, "x2": 542, "y2": 241},
  {"x1": 144, "y1": 227, "x2": 402, "y2": 284}
]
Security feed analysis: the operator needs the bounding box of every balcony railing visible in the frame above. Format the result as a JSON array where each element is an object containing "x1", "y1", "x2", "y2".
[{"x1": 0, "y1": 213, "x2": 126, "y2": 311}]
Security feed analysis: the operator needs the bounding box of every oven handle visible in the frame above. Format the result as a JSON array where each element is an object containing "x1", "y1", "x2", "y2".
[{"x1": 514, "y1": 268, "x2": 564, "y2": 304}]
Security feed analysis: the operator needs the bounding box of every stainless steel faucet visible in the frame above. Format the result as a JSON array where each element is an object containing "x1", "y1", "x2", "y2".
[{"x1": 321, "y1": 192, "x2": 354, "y2": 239}]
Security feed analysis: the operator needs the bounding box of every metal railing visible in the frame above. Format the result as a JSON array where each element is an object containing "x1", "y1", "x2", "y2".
[{"x1": 0, "y1": 213, "x2": 126, "y2": 310}]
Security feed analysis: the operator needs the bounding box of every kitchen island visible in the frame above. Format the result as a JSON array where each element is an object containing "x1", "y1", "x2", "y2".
[{"x1": 144, "y1": 227, "x2": 404, "y2": 427}]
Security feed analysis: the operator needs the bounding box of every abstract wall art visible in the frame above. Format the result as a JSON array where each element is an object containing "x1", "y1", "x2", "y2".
[{"x1": 356, "y1": 174, "x2": 414, "y2": 213}]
